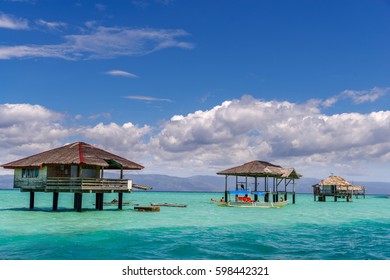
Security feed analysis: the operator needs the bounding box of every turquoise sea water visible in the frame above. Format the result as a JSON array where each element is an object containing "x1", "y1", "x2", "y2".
[{"x1": 0, "y1": 190, "x2": 389, "y2": 260}]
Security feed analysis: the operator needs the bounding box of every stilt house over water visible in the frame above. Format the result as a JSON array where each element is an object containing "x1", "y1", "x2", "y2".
[
  {"x1": 1, "y1": 142, "x2": 151, "y2": 211},
  {"x1": 217, "y1": 160, "x2": 301, "y2": 204},
  {"x1": 312, "y1": 175, "x2": 366, "y2": 202}
]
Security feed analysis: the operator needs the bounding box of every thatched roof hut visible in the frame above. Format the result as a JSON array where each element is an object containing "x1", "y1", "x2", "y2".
[
  {"x1": 217, "y1": 160, "x2": 301, "y2": 204},
  {"x1": 1, "y1": 142, "x2": 144, "y2": 170},
  {"x1": 1, "y1": 142, "x2": 147, "y2": 212},
  {"x1": 217, "y1": 160, "x2": 300, "y2": 179},
  {"x1": 317, "y1": 175, "x2": 365, "y2": 191},
  {"x1": 313, "y1": 175, "x2": 366, "y2": 202}
]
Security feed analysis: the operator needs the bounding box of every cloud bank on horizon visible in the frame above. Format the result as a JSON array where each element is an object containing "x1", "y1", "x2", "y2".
[{"x1": 1, "y1": 90, "x2": 389, "y2": 181}]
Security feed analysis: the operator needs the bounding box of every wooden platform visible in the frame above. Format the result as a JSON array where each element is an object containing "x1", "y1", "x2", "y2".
[{"x1": 134, "y1": 206, "x2": 160, "y2": 212}]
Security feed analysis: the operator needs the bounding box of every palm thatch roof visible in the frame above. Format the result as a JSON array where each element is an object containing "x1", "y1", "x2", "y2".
[
  {"x1": 317, "y1": 175, "x2": 365, "y2": 191},
  {"x1": 318, "y1": 175, "x2": 351, "y2": 186},
  {"x1": 216, "y1": 160, "x2": 301, "y2": 179},
  {"x1": 1, "y1": 142, "x2": 144, "y2": 170}
]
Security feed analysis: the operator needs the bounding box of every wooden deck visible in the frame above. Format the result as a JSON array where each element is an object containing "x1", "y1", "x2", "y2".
[
  {"x1": 313, "y1": 186, "x2": 366, "y2": 202},
  {"x1": 15, "y1": 177, "x2": 131, "y2": 192}
]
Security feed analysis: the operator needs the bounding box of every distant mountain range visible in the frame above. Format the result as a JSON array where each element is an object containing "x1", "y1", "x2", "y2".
[{"x1": 1, "y1": 174, "x2": 389, "y2": 194}]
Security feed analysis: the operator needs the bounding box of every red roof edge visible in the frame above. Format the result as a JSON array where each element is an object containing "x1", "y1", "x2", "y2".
[{"x1": 78, "y1": 142, "x2": 85, "y2": 164}]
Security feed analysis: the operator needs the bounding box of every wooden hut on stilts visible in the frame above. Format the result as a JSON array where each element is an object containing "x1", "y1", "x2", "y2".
[
  {"x1": 312, "y1": 175, "x2": 366, "y2": 202},
  {"x1": 1, "y1": 142, "x2": 151, "y2": 212},
  {"x1": 216, "y1": 160, "x2": 301, "y2": 207}
]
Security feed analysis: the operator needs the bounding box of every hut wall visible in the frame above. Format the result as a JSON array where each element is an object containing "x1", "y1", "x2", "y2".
[
  {"x1": 46, "y1": 165, "x2": 99, "y2": 179},
  {"x1": 81, "y1": 166, "x2": 99, "y2": 178},
  {"x1": 47, "y1": 165, "x2": 71, "y2": 177},
  {"x1": 14, "y1": 167, "x2": 46, "y2": 189},
  {"x1": 322, "y1": 186, "x2": 335, "y2": 195}
]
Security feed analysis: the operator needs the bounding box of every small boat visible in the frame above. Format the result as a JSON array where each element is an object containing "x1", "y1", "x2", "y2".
[
  {"x1": 100, "y1": 199, "x2": 139, "y2": 205},
  {"x1": 135, "y1": 206, "x2": 160, "y2": 212},
  {"x1": 103, "y1": 201, "x2": 131, "y2": 205},
  {"x1": 215, "y1": 190, "x2": 289, "y2": 208},
  {"x1": 150, "y1": 203, "x2": 187, "y2": 208},
  {"x1": 222, "y1": 200, "x2": 289, "y2": 208}
]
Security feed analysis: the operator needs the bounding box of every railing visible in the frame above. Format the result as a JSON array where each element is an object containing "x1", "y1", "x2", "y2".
[
  {"x1": 45, "y1": 177, "x2": 129, "y2": 191},
  {"x1": 316, "y1": 189, "x2": 365, "y2": 196},
  {"x1": 14, "y1": 177, "x2": 151, "y2": 192}
]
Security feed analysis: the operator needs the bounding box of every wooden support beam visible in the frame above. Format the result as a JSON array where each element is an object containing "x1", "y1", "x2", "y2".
[
  {"x1": 224, "y1": 175, "x2": 228, "y2": 202},
  {"x1": 52, "y1": 192, "x2": 59, "y2": 211},
  {"x1": 29, "y1": 192, "x2": 35, "y2": 209},
  {"x1": 254, "y1": 177, "x2": 258, "y2": 201},
  {"x1": 118, "y1": 192, "x2": 123, "y2": 210},
  {"x1": 74, "y1": 193, "x2": 83, "y2": 212},
  {"x1": 95, "y1": 193, "x2": 100, "y2": 210},
  {"x1": 74, "y1": 193, "x2": 78, "y2": 209},
  {"x1": 99, "y1": 193, "x2": 104, "y2": 210},
  {"x1": 94, "y1": 193, "x2": 104, "y2": 210}
]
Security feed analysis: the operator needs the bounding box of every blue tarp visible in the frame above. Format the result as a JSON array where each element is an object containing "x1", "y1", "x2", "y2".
[
  {"x1": 252, "y1": 191, "x2": 265, "y2": 196},
  {"x1": 228, "y1": 190, "x2": 251, "y2": 195}
]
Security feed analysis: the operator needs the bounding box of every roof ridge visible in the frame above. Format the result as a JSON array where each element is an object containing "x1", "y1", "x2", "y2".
[{"x1": 78, "y1": 142, "x2": 85, "y2": 164}]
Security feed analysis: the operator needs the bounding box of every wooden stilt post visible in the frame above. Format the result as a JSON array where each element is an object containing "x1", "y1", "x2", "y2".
[
  {"x1": 78, "y1": 193, "x2": 83, "y2": 212},
  {"x1": 95, "y1": 193, "x2": 100, "y2": 210},
  {"x1": 292, "y1": 193, "x2": 296, "y2": 204},
  {"x1": 284, "y1": 178, "x2": 287, "y2": 202},
  {"x1": 224, "y1": 175, "x2": 228, "y2": 202},
  {"x1": 74, "y1": 193, "x2": 82, "y2": 212},
  {"x1": 118, "y1": 192, "x2": 123, "y2": 210},
  {"x1": 74, "y1": 193, "x2": 78, "y2": 209},
  {"x1": 29, "y1": 192, "x2": 35, "y2": 209},
  {"x1": 254, "y1": 177, "x2": 258, "y2": 201},
  {"x1": 334, "y1": 195, "x2": 337, "y2": 202},
  {"x1": 52, "y1": 192, "x2": 59, "y2": 211},
  {"x1": 292, "y1": 179, "x2": 296, "y2": 204},
  {"x1": 99, "y1": 193, "x2": 104, "y2": 210}
]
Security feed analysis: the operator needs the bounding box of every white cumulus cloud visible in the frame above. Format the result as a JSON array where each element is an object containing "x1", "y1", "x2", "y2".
[
  {"x1": 2, "y1": 94, "x2": 390, "y2": 179},
  {"x1": 0, "y1": 104, "x2": 68, "y2": 164},
  {"x1": 0, "y1": 12, "x2": 29, "y2": 30},
  {"x1": 149, "y1": 95, "x2": 390, "y2": 177}
]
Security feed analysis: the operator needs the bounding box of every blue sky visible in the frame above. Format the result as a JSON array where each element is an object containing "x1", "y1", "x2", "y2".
[{"x1": 1, "y1": 0, "x2": 390, "y2": 181}]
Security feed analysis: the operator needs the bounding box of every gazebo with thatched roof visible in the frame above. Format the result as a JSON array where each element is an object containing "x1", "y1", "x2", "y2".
[
  {"x1": 217, "y1": 160, "x2": 301, "y2": 204},
  {"x1": 312, "y1": 175, "x2": 366, "y2": 202},
  {"x1": 1, "y1": 141, "x2": 151, "y2": 211}
]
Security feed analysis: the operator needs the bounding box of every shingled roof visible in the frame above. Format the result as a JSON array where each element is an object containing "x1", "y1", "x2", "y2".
[
  {"x1": 216, "y1": 160, "x2": 301, "y2": 179},
  {"x1": 1, "y1": 142, "x2": 144, "y2": 170}
]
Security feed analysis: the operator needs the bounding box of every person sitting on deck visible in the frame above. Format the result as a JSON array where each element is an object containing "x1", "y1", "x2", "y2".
[
  {"x1": 243, "y1": 194, "x2": 252, "y2": 202},
  {"x1": 279, "y1": 197, "x2": 285, "y2": 202},
  {"x1": 211, "y1": 198, "x2": 225, "y2": 202}
]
